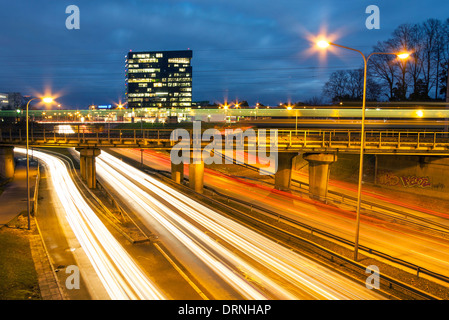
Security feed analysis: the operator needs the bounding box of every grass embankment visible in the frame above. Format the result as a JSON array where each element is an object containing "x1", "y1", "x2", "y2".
[{"x1": 0, "y1": 213, "x2": 41, "y2": 300}]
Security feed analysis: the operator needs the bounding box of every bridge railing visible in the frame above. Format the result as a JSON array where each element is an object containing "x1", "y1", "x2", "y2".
[
  {"x1": 275, "y1": 129, "x2": 449, "y2": 150},
  {"x1": 1, "y1": 126, "x2": 449, "y2": 151}
]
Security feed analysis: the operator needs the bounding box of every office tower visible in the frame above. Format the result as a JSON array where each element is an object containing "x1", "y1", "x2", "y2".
[{"x1": 125, "y1": 50, "x2": 192, "y2": 108}]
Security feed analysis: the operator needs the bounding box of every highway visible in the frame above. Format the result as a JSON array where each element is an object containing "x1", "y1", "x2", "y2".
[
  {"x1": 14, "y1": 148, "x2": 166, "y2": 300},
  {"x1": 113, "y1": 148, "x2": 449, "y2": 282},
  {"x1": 94, "y1": 150, "x2": 385, "y2": 300}
]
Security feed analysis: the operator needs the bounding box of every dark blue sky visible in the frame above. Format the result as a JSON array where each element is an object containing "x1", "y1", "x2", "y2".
[{"x1": 1, "y1": 0, "x2": 449, "y2": 108}]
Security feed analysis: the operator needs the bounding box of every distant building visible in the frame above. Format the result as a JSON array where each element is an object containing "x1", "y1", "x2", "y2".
[
  {"x1": 125, "y1": 50, "x2": 192, "y2": 108},
  {"x1": 0, "y1": 93, "x2": 8, "y2": 109},
  {"x1": 0, "y1": 92, "x2": 24, "y2": 110}
]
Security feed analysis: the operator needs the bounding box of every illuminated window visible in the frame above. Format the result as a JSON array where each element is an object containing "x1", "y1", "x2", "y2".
[
  {"x1": 137, "y1": 58, "x2": 158, "y2": 63},
  {"x1": 168, "y1": 58, "x2": 190, "y2": 64}
]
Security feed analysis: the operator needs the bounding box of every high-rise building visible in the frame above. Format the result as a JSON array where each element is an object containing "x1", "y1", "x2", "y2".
[{"x1": 125, "y1": 50, "x2": 192, "y2": 108}]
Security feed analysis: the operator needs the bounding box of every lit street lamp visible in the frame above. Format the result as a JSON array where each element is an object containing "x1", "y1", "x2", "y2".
[
  {"x1": 317, "y1": 39, "x2": 409, "y2": 261},
  {"x1": 25, "y1": 96, "x2": 54, "y2": 230}
]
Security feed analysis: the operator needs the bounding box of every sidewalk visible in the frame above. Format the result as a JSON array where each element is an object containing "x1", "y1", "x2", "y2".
[
  {"x1": 0, "y1": 158, "x2": 36, "y2": 226},
  {"x1": 0, "y1": 157, "x2": 63, "y2": 300},
  {"x1": 29, "y1": 217, "x2": 64, "y2": 300}
]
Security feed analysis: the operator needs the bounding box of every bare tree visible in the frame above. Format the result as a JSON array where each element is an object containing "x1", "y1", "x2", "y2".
[
  {"x1": 367, "y1": 19, "x2": 449, "y2": 101},
  {"x1": 323, "y1": 68, "x2": 381, "y2": 102},
  {"x1": 368, "y1": 41, "x2": 399, "y2": 100},
  {"x1": 323, "y1": 70, "x2": 349, "y2": 101}
]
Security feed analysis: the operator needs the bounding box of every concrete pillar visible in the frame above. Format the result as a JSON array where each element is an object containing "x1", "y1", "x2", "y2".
[
  {"x1": 0, "y1": 146, "x2": 14, "y2": 180},
  {"x1": 78, "y1": 148, "x2": 101, "y2": 189},
  {"x1": 274, "y1": 152, "x2": 299, "y2": 191},
  {"x1": 171, "y1": 161, "x2": 184, "y2": 184},
  {"x1": 303, "y1": 153, "x2": 337, "y2": 202},
  {"x1": 189, "y1": 151, "x2": 204, "y2": 194},
  {"x1": 79, "y1": 154, "x2": 86, "y2": 180}
]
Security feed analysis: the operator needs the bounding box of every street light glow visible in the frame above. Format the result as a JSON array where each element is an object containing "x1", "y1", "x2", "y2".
[
  {"x1": 317, "y1": 40, "x2": 330, "y2": 48},
  {"x1": 397, "y1": 52, "x2": 410, "y2": 60},
  {"x1": 42, "y1": 97, "x2": 54, "y2": 103}
]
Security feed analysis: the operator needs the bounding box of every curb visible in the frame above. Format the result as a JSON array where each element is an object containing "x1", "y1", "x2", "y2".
[{"x1": 30, "y1": 215, "x2": 66, "y2": 300}]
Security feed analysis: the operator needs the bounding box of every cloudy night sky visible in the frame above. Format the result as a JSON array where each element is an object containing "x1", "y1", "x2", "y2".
[{"x1": 1, "y1": 0, "x2": 449, "y2": 109}]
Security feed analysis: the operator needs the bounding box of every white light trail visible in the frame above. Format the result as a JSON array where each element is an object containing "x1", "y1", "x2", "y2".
[
  {"x1": 97, "y1": 151, "x2": 384, "y2": 300},
  {"x1": 56, "y1": 124, "x2": 75, "y2": 134},
  {"x1": 15, "y1": 148, "x2": 165, "y2": 300}
]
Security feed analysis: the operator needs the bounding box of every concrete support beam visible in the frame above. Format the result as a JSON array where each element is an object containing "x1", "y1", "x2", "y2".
[
  {"x1": 77, "y1": 148, "x2": 101, "y2": 189},
  {"x1": 171, "y1": 161, "x2": 184, "y2": 184},
  {"x1": 274, "y1": 152, "x2": 299, "y2": 191},
  {"x1": 0, "y1": 146, "x2": 15, "y2": 180},
  {"x1": 303, "y1": 153, "x2": 337, "y2": 202},
  {"x1": 189, "y1": 152, "x2": 204, "y2": 194},
  {"x1": 79, "y1": 154, "x2": 86, "y2": 180}
]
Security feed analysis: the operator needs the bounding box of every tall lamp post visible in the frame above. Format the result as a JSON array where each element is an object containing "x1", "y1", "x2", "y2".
[
  {"x1": 316, "y1": 40, "x2": 409, "y2": 261},
  {"x1": 25, "y1": 96, "x2": 54, "y2": 230}
]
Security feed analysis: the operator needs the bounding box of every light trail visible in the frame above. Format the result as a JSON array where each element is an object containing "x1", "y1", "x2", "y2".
[
  {"x1": 114, "y1": 148, "x2": 449, "y2": 284},
  {"x1": 97, "y1": 151, "x2": 385, "y2": 300},
  {"x1": 56, "y1": 124, "x2": 75, "y2": 134},
  {"x1": 15, "y1": 148, "x2": 166, "y2": 300}
]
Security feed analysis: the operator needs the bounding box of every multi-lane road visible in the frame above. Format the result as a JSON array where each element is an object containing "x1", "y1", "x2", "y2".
[
  {"x1": 95, "y1": 151, "x2": 384, "y2": 299},
  {"x1": 18, "y1": 147, "x2": 386, "y2": 300},
  {"x1": 112, "y1": 148, "x2": 449, "y2": 282},
  {"x1": 15, "y1": 148, "x2": 166, "y2": 300}
]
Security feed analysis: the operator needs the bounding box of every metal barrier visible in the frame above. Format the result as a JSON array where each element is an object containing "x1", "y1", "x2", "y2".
[
  {"x1": 214, "y1": 150, "x2": 449, "y2": 286},
  {"x1": 2, "y1": 127, "x2": 449, "y2": 153}
]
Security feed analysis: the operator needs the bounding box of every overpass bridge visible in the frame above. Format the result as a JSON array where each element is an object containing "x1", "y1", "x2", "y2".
[
  {"x1": 1, "y1": 126, "x2": 449, "y2": 201},
  {"x1": 2, "y1": 127, "x2": 449, "y2": 153}
]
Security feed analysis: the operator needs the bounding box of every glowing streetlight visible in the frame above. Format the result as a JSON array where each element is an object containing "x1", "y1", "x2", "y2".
[
  {"x1": 25, "y1": 96, "x2": 54, "y2": 230},
  {"x1": 317, "y1": 40, "x2": 330, "y2": 48},
  {"x1": 397, "y1": 53, "x2": 410, "y2": 60},
  {"x1": 316, "y1": 39, "x2": 410, "y2": 261}
]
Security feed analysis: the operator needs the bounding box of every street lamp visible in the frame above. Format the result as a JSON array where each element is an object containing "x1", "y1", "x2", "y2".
[
  {"x1": 25, "y1": 96, "x2": 54, "y2": 230},
  {"x1": 317, "y1": 40, "x2": 409, "y2": 261}
]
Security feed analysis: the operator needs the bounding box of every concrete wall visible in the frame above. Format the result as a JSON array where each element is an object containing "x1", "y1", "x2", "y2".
[
  {"x1": 295, "y1": 153, "x2": 449, "y2": 201},
  {"x1": 375, "y1": 155, "x2": 449, "y2": 200},
  {"x1": 0, "y1": 146, "x2": 15, "y2": 180}
]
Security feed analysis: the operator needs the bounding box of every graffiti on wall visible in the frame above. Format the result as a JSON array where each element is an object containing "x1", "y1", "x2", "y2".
[
  {"x1": 377, "y1": 170, "x2": 433, "y2": 189},
  {"x1": 400, "y1": 175, "x2": 432, "y2": 188}
]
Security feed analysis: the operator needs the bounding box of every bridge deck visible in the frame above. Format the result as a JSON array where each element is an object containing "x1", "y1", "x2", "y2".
[{"x1": 1, "y1": 128, "x2": 449, "y2": 155}]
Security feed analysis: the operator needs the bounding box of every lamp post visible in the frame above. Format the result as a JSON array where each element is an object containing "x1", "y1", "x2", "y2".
[
  {"x1": 317, "y1": 40, "x2": 409, "y2": 261},
  {"x1": 25, "y1": 96, "x2": 53, "y2": 230}
]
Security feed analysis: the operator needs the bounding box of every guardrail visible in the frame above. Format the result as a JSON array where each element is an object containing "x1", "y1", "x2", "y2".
[
  {"x1": 137, "y1": 164, "x2": 442, "y2": 299},
  {"x1": 213, "y1": 150, "x2": 449, "y2": 286},
  {"x1": 217, "y1": 149, "x2": 449, "y2": 232},
  {"x1": 206, "y1": 184, "x2": 449, "y2": 288},
  {"x1": 2, "y1": 127, "x2": 449, "y2": 151}
]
